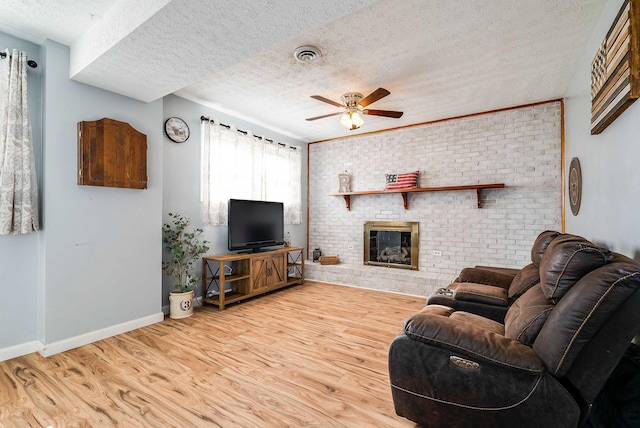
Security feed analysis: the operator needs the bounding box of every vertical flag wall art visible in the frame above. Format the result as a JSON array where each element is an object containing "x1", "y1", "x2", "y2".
[{"x1": 591, "y1": 0, "x2": 639, "y2": 134}]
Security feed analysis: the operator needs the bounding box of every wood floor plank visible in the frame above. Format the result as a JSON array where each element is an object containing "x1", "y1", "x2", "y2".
[{"x1": 0, "y1": 281, "x2": 424, "y2": 427}]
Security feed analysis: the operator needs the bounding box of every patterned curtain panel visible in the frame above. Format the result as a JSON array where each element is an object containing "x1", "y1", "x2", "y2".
[
  {"x1": 200, "y1": 119, "x2": 302, "y2": 226},
  {"x1": 0, "y1": 49, "x2": 39, "y2": 235}
]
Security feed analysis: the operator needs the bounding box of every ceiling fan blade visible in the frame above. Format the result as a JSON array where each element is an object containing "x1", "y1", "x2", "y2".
[
  {"x1": 363, "y1": 109, "x2": 404, "y2": 118},
  {"x1": 310, "y1": 95, "x2": 343, "y2": 108},
  {"x1": 358, "y1": 87, "x2": 390, "y2": 108},
  {"x1": 306, "y1": 112, "x2": 343, "y2": 121}
]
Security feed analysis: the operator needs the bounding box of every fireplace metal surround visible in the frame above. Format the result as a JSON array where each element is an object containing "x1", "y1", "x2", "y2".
[{"x1": 364, "y1": 221, "x2": 419, "y2": 270}]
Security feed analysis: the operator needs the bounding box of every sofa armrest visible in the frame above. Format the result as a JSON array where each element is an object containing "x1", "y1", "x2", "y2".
[
  {"x1": 403, "y1": 309, "x2": 542, "y2": 372},
  {"x1": 453, "y1": 282, "x2": 509, "y2": 306},
  {"x1": 456, "y1": 267, "x2": 516, "y2": 289}
]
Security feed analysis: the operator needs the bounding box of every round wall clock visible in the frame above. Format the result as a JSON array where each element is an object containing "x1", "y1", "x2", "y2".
[
  {"x1": 569, "y1": 157, "x2": 582, "y2": 216},
  {"x1": 164, "y1": 117, "x2": 190, "y2": 143}
]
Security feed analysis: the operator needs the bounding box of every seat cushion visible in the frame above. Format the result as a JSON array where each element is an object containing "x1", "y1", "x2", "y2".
[
  {"x1": 504, "y1": 284, "x2": 553, "y2": 346},
  {"x1": 416, "y1": 304, "x2": 505, "y2": 335},
  {"x1": 403, "y1": 305, "x2": 540, "y2": 372},
  {"x1": 426, "y1": 290, "x2": 510, "y2": 323},
  {"x1": 539, "y1": 234, "x2": 613, "y2": 303},
  {"x1": 449, "y1": 311, "x2": 506, "y2": 335}
]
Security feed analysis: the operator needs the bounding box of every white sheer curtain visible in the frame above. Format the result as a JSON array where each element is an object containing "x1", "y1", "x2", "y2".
[
  {"x1": 201, "y1": 119, "x2": 302, "y2": 226},
  {"x1": 264, "y1": 141, "x2": 302, "y2": 224},
  {"x1": 0, "y1": 49, "x2": 39, "y2": 235}
]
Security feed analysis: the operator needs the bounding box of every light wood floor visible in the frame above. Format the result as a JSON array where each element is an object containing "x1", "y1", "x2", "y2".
[{"x1": 0, "y1": 281, "x2": 425, "y2": 427}]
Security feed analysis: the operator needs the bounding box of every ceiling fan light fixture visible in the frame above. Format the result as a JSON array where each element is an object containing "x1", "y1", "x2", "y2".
[
  {"x1": 351, "y1": 111, "x2": 364, "y2": 128},
  {"x1": 307, "y1": 88, "x2": 401, "y2": 129},
  {"x1": 294, "y1": 45, "x2": 322, "y2": 62},
  {"x1": 339, "y1": 111, "x2": 364, "y2": 130}
]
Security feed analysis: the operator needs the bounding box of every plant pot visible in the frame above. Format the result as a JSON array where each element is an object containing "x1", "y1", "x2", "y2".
[{"x1": 169, "y1": 289, "x2": 194, "y2": 319}]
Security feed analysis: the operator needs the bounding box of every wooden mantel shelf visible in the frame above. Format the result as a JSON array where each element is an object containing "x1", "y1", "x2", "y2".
[{"x1": 328, "y1": 183, "x2": 505, "y2": 210}]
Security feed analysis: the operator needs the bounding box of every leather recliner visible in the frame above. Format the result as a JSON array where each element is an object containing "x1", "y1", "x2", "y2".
[
  {"x1": 389, "y1": 233, "x2": 640, "y2": 428},
  {"x1": 426, "y1": 230, "x2": 561, "y2": 322}
]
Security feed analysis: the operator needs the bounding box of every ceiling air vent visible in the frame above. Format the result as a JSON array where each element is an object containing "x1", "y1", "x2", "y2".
[{"x1": 294, "y1": 45, "x2": 321, "y2": 63}]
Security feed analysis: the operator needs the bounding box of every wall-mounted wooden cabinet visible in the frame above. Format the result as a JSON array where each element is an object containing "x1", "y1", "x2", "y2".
[{"x1": 78, "y1": 118, "x2": 148, "y2": 189}]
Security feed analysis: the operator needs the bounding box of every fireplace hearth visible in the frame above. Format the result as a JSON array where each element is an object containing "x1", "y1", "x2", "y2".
[{"x1": 364, "y1": 221, "x2": 419, "y2": 270}]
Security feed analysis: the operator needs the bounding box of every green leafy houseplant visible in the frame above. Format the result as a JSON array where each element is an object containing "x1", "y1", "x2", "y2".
[{"x1": 162, "y1": 213, "x2": 210, "y2": 293}]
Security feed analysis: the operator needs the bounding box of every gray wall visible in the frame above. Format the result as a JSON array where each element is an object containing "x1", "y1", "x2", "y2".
[
  {"x1": 162, "y1": 94, "x2": 307, "y2": 304},
  {"x1": 564, "y1": 0, "x2": 640, "y2": 258},
  {"x1": 1, "y1": 34, "x2": 165, "y2": 360},
  {"x1": 39, "y1": 39, "x2": 163, "y2": 348},
  {"x1": 0, "y1": 32, "x2": 42, "y2": 352}
]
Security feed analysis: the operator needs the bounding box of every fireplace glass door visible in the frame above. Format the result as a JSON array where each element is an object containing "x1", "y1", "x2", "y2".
[{"x1": 364, "y1": 221, "x2": 418, "y2": 270}]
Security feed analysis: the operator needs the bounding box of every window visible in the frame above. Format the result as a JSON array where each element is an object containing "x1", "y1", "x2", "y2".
[{"x1": 201, "y1": 119, "x2": 302, "y2": 226}]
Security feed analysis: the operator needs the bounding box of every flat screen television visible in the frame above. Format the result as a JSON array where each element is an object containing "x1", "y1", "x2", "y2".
[{"x1": 228, "y1": 199, "x2": 284, "y2": 252}]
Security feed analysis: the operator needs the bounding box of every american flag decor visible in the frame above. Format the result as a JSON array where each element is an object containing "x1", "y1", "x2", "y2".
[
  {"x1": 590, "y1": 0, "x2": 639, "y2": 134},
  {"x1": 385, "y1": 170, "x2": 419, "y2": 191}
]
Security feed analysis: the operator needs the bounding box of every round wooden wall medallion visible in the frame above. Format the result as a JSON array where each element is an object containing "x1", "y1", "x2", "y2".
[{"x1": 569, "y1": 157, "x2": 582, "y2": 216}]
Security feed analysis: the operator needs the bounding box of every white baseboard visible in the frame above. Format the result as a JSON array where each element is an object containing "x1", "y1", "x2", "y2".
[
  {"x1": 0, "y1": 340, "x2": 44, "y2": 362},
  {"x1": 39, "y1": 312, "x2": 165, "y2": 358}
]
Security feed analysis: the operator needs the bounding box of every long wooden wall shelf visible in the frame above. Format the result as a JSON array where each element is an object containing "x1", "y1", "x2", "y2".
[{"x1": 328, "y1": 183, "x2": 505, "y2": 210}]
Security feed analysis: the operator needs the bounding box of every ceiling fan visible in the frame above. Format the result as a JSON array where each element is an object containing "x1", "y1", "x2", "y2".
[{"x1": 306, "y1": 87, "x2": 403, "y2": 130}]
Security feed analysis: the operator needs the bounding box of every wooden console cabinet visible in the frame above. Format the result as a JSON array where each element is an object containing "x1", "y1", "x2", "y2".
[{"x1": 202, "y1": 247, "x2": 304, "y2": 310}]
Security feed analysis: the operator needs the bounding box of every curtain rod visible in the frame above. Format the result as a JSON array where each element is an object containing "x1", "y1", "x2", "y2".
[
  {"x1": 0, "y1": 52, "x2": 38, "y2": 68},
  {"x1": 200, "y1": 116, "x2": 298, "y2": 149}
]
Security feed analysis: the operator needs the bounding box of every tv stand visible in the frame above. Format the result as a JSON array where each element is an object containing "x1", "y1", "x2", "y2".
[{"x1": 202, "y1": 247, "x2": 304, "y2": 310}]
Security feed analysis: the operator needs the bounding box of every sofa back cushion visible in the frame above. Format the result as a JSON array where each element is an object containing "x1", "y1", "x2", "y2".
[
  {"x1": 504, "y1": 284, "x2": 553, "y2": 345},
  {"x1": 539, "y1": 234, "x2": 613, "y2": 303},
  {"x1": 530, "y1": 230, "x2": 561, "y2": 266},
  {"x1": 533, "y1": 254, "x2": 640, "y2": 377},
  {"x1": 508, "y1": 263, "x2": 540, "y2": 300}
]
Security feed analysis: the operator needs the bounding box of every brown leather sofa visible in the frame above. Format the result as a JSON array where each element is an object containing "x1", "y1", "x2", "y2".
[
  {"x1": 389, "y1": 233, "x2": 640, "y2": 427},
  {"x1": 426, "y1": 230, "x2": 561, "y2": 321}
]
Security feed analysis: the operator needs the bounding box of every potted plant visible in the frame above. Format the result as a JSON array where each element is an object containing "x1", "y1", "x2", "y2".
[{"x1": 162, "y1": 212, "x2": 210, "y2": 319}]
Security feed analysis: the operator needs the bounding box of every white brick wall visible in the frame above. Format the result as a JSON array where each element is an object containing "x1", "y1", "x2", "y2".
[{"x1": 307, "y1": 102, "x2": 562, "y2": 296}]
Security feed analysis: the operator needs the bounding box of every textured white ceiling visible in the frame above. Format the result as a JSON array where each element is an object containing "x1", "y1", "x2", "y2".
[
  {"x1": 0, "y1": 0, "x2": 607, "y2": 142},
  {"x1": 0, "y1": 0, "x2": 115, "y2": 45}
]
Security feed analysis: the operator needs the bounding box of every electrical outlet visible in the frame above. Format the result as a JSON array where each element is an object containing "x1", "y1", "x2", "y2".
[
  {"x1": 433, "y1": 250, "x2": 442, "y2": 256},
  {"x1": 347, "y1": 244, "x2": 354, "y2": 250}
]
